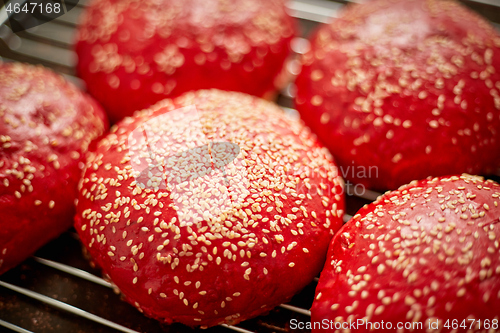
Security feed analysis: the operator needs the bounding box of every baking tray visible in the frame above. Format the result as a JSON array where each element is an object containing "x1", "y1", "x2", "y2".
[{"x1": 0, "y1": 0, "x2": 499, "y2": 332}]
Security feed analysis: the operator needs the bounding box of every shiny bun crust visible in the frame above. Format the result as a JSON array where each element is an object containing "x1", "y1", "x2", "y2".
[
  {"x1": 312, "y1": 174, "x2": 500, "y2": 331},
  {"x1": 75, "y1": 89, "x2": 344, "y2": 327},
  {"x1": 0, "y1": 62, "x2": 107, "y2": 275},
  {"x1": 295, "y1": 0, "x2": 500, "y2": 190},
  {"x1": 76, "y1": 0, "x2": 295, "y2": 123}
]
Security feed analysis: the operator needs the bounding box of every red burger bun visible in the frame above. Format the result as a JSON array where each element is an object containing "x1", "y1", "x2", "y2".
[
  {"x1": 75, "y1": 0, "x2": 296, "y2": 123},
  {"x1": 0, "y1": 62, "x2": 107, "y2": 275},
  {"x1": 74, "y1": 89, "x2": 345, "y2": 327},
  {"x1": 312, "y1": 174, "x2": 500, "y2": 332},
  {"x1": 295, "y1": 0, "x2": 500, "y2": 190}
]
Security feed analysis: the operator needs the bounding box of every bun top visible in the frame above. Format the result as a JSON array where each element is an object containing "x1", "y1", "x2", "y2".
[
  {"x1": 78, "y1": 0, "x2": 293, "y2": 46},
  {"x1": 295, "y1": 0, "x2": 500, "y2": 190},
  {"x1": 76, "y1": 0, "x2": 295, "y2": 122},
  {"x1": 0, "y1": 62, "x2": 106, "y2": 154},
  {"x1": 0, "y1": 62, "x2": 107, "y2": 205},
  {"x1": 0, "y1": 62, "x2": 107, "y2": 274},
  {"x1": 312, "y1": 174, "x2": 500, "y2": 325},
  {"x1": 75, "y1": 89, "x2": 345, "y2": 327}
]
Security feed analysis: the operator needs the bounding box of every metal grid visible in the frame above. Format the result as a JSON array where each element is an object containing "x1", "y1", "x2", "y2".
[{"x1": 0, "y1": 1, "x2": 499, "y2": 332}]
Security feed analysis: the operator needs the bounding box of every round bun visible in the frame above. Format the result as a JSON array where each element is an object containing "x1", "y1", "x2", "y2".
[
  {"x1": 295, "y1": 0, "x2": 500, "y2": 190},
  {"x1": 76, "y1": 0, "x2": 295, "y2": 123},
  {"x1": 312, "y1": 174, "x2": 500, "y2": 331},
  {"x1": 0, "y1": 62, "x2": 107, "y2": 275},
  {"x1": 75, "y1": 89, "x2": 344, "y2": 327}
]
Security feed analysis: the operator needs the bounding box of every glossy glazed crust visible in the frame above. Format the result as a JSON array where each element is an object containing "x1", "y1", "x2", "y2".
[
  {"x1": 312, "y1": 174, "x2": 500, "y2": 332},
  {"x1": 75, "y1": 89, "x2": 345, "y2": 327},
  {"x1": 0, "y1": 62, "x2": 108, "y2": 275},
  {"x1": 75, "y1": 0, "x2": 295, "y2": 123},
  {"x1": 295, "y1": 0, "x2": 500, "y2": 190}
]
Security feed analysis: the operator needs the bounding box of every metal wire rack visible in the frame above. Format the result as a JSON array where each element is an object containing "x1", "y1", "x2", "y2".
[{"x1": 0, "y1": 0, "x2": 499, "y2": 332}]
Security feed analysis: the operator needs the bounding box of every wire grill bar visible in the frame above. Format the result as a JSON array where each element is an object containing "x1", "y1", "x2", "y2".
[
  {"x1": 32, "y1": 257, "x2": 113, "y2": 289},
  {"x1": 278, "y1": 304, "x2": 312, "y2": 317},
  {"x1": 33, "y1": 255, "x2": 316, "y2": 319},
  {"x1": 219, "y1": 324, "x2": 255, "y2": 333},
  {"x1": 0, "y1": 280, "x2": 141, "y2": 333},
  {"x1": 0, "y1": 277, "x2": 254, "y2": 333},
  {"x1": 0, "y1": 319, "x2": 34, "y2": 333},
  {"x1": 286, "y1": 1, "x2": 343, "y2": 23}
]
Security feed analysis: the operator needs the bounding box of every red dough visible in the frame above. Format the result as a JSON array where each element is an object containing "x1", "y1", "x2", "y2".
[
  {"x1": 0, "y1": 62, "x2": 107, "y2": 275},
  {"x1": 75, "y1": 0, "x2": 295, "y2": 123},
  {"x1": 74, "y1": 89, "x2": 344, "y2": 327},
  {"x1": 295, "y1": 0, "x2": 500, "y2": 190},
  {"x1": 312, "y1": 174, "x2": 500, "y2": 332}
]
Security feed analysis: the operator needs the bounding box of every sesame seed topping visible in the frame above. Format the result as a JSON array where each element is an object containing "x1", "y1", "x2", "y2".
[{"x1": 74, "y1": 90, "x2": 346, "y2": 326}]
